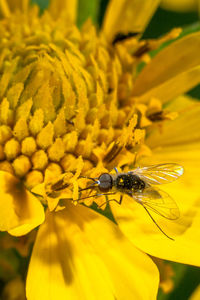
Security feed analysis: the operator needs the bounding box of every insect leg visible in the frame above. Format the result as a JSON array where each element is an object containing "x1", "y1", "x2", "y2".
[
  {"x1": 78, "y1": 181, "x2": 100, "y2": 192},
  {"x1": 142, "y1": 205, "x2": 175, "y2": 241},
  {"x1": 69, "y1": 192, "x2": 117, "y2": 203},
  {"x1": 114, "y1": 167, "x2": 119, "y2": 173},
  {"x1": 98, "y1": 194, "x2": 122, "y2": 209},
  {"x1": 79, "y1": 176, "x2": 99, "y2": 182},
  {"x1": 133, "y1": 152, "x2": 139, "y2": 168}
]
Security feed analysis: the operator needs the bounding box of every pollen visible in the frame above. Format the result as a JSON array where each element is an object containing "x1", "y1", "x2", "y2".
[
  {"x1": 13, "y1": 155, "x2": 31, "y2": 177},
  {"x1": 36, "y1": 122, "x2": 54, "y2": 150},
  {"x1": 4, "y1": 138, "x2": 21, "y2": 160},
  {"x1": 13, "y1": 118, "x2": 29, "y2": 141},
  {"x1": 21, "y1": 137, "x2": 37, "y2": 156},
  {"x1": 0, "y1": 125, "x2": 12, "y2": 144},
  {"x1": 47, "y1": 138, "x2": 65, "y2": 162},
  {"x1": 31, "y1": 150, "x2": 48, "y2": 170},
  {"x1": 25, "y1": 170, "x2": 44, "y2": 189},
  {"x1": 0, "y1": 4, "x2": 177, "y2": 209}
]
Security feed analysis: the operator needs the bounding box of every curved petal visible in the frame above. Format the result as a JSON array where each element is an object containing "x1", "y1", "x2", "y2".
[
  {"x1": 147, "y1": 96, "x2": 200, "y2": 147},
  {"x1": 0, "y1": 171, "x2": 45, "y2": 236},
  {"x1": 134, "y1": 65, "x2": 200, "y2": 104},
  {"x1": 48, "y1": 0, "x2": 77, "y2": 22},
  {"x1": 111, "y1": 193, "x2": 200, "y2": 266},
  {"x1": 102, "y1": 0, "x2": 160, "y2": 42},
  {"x1": 111, "y1": 97, "x2": 200, "y2": 265},
  {"x1": 26, "y1": 202, "x2": 159, "y2": 300},
  {"x1": 132, "y1": 32, "x2": 200, "y2": 102},
  {"x1": 161, "y1": 0, "x2": 198, "y2": 12}
]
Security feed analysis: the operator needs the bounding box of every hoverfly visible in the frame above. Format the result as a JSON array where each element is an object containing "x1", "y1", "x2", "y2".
[{"x1": 78, "y1": 163, "x2": 184, "y2": 240}]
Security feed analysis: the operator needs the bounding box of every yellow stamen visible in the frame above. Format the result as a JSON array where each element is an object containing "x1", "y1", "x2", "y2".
[{"x1": 0, "y1": 2, "x2": 179, "y2": 210}]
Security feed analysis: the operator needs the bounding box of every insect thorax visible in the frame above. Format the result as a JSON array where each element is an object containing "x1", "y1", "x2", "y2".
[{"x1": 115, "y1": 174, "x2": 145, "y2": 192}]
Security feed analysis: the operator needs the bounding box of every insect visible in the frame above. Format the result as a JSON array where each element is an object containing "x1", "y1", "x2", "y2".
[{"x1": 78, "y1": 163, "x2": 184, "y2": 240}]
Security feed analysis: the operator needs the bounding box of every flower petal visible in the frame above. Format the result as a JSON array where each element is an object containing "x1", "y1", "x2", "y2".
[
  {"x1": 0, "y1": 171, "x2": 45, "y2": 236},
  {"x1": 161, "y1": 0, "x2": 198, "y2": 12},
  {"x1": 0, "y1": 0, "x2": 10, "y2": 17},
  {"x1": 102, "y1": 0, "x2": 160, "y2": 42},
  {"x1": 134, "y1": 65, "x2": 200, "y2": 104},
  {"x1": 111, "y1": 192, "x2": 200, "y2": 266},
  {"x1": 111, "y1": 97, "x2": 200, "y2": 265},
  {"x1": 48, "y1": 0, "x2": 77, "y2": 22},
  {"x1": 132, "y1": 32, "x2": 200, "y2": 102},
  {"x1": 26, "y1": 202, "x2": 159, "y2": 300},
  {"x1": 147, "y1": 95, "x2": 200, "y2": 147}
]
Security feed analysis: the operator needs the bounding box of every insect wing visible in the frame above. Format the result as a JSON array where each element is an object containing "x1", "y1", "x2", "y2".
[
  {"x1": 133, "y1": 187, "x2": 180, "y2": 220},
  {"x1": 131, "y1": 163, "x2": 184, "y2": 185}
]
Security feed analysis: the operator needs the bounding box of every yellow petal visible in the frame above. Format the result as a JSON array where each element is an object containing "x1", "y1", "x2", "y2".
[
  {"x1": 189, "y1": 285, "x2": 200, "y2": 300},
  {"x1": 0, "y1": 0, "x2": 10, "y2": 17},
  {"x1": 132, "y1": 32, "x2": 200, "y2": 102},
  {"x1": 135, "y1": 65, "x2": 200, "y2": 104},
  {"x1": 147, "y1": 96, "x2": 200, "y2": 148},
  {"x1": 111, "y1": 191, "x2": 200, "y2": 266},
  {"x1": 102, "y1": 0, "x2": 160, "y2": 42},
  {"x1": 48, "y1": 0, "x2": 77, "y2": 22},
  {"x1": 161, "y1": 0, "x2": 198, "y2": 12},
  {"x1": 111, "y1": 96, "x2": 200, "y2": 265},
  {"x1": 0, "y1": 171, "x2": 45, "y2": 236},
  {"x1": 26, "y1": 203, "x2": 159, "y2": 300}
]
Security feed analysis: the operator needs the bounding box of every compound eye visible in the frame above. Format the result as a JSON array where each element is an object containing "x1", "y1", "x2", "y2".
[{"x1": 98, "y1": 173, "x2": 113, "y2": 191}]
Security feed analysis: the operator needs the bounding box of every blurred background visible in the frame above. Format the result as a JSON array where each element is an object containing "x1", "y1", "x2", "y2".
[{"x1": 1, "y1": 0, "x2": 200, "y2": 299}]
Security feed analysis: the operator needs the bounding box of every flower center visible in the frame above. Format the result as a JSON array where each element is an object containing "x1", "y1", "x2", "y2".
[{"x1": 0, "y1": 7, "x2": 166, "y2": 208}]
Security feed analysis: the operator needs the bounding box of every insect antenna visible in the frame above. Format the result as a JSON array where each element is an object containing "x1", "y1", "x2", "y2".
[
  {"x1": 79, "y1": 175, "x2": 98, "y2": 182},
  {"x1": 72, "y1": 175, "x2": 116, "y2": 205},
  {"x1": 78, "y1": 180, "x2": 100, "y2": 192},
  {"x1": 142, "y1": 205, "x2": 175, "y2": 241}
]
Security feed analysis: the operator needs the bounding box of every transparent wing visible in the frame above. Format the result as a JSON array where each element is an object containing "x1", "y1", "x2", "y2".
[
  {"x1": 131, "y1": 163, "x2": 184, "y2": 185},
  {"x1": 132, "y1": 187, "x2": 180, "y2": 220}
]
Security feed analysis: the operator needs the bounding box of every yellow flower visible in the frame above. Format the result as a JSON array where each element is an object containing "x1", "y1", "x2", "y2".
[
  {"x1": 0, "y1": 0, "x2": 161, "y2": 299},
  {"x1": 0, "y1": 0, "x2": 199, "y2": 298},
  {"x1": 110, "y1": 51, "x2": 200, "y2": 264}
]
